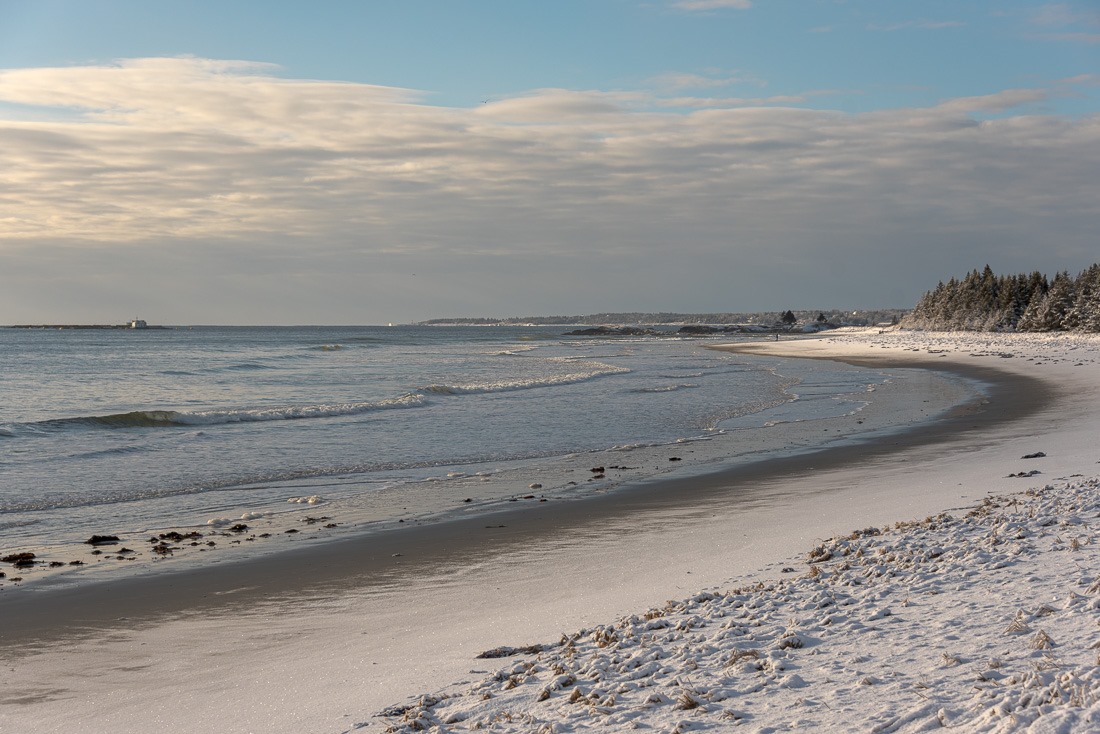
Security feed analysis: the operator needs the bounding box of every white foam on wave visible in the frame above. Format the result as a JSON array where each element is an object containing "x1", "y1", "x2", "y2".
[
  {"x1": 421, "y1": 360, "x2": 630, "y2": 395},
  {"x1": 167, "y1": 393, "x2": 428, "y2": 426},
  {"x1": 635, "y1": 383, "x2": 699, "y2": 393},
  {"x1": 485, "y1": 345, "x2": 540, "y2": 356}
]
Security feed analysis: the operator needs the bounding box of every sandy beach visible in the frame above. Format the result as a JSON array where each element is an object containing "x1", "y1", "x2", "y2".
[{"x1": 2, "y1": 328, "x2": 1099, "y2": 733}]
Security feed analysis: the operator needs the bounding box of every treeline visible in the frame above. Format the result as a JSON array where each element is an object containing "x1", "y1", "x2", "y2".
[{"x1": 903, "y1": 264, "x2": 1100, "y2": 332}]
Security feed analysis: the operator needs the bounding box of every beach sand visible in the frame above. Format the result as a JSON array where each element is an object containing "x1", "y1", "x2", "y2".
[{"x1": 2, "y1": 329, "x2": 1098, "y2": 733}]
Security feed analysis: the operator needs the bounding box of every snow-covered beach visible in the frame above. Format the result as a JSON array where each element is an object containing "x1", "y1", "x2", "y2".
[
  {"x1": 2, "y1": 329, "x2": 1099, "y2": 733},
  {"x1": 371, "y1": 331, "x2": 1100, "y2": 734},
  {"x1": 379, "y1": 478, "x2": 1100, "y2": 733}
]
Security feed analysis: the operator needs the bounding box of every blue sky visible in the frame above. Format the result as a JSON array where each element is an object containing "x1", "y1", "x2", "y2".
[{"x1": 0, "y1": 1, "x2": 1097, "y2": 323}]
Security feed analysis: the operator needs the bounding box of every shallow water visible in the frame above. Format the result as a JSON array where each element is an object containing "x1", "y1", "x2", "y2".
[{"x1": 1, "y1": 325, "x2": 909, "y2": 548}]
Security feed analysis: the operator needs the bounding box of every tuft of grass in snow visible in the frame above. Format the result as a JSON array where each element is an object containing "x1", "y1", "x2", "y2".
[{"x1": 1031, "y1": 629, "x2": 1055, "y2": 650}]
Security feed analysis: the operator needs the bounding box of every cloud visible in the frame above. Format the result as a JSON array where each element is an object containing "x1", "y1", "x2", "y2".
[
  {"x1": 671, "y1": 0, "x2": 752, "y2": 11},
  {"x1": 475, "y1": 88, "x2": 638, "y2": 121},
  {"x1": 1032, "y1": 3, "x2": 1100, "y2": 28},
  {"x1": 1029, "y1": 2, "x2": 1100, "y2": 42},
  {"x1": 1059, "y1": 73, "x2": 1100, "y2": 86},
  {"x1": 648, "y1": 72, "x2": 745, "y2": 92},
  {"x1": 654, "y1": 93, "x2": 814, "y2": 108},
  {"x1": 934, "y1": 88, "x2": 1051, "y2": 114},
  {"x1": 0, "y1": 57, "x2": 1097, "y2": 322},
  {"x1": 867, "y1": 20, "x2": 965, "y2": 31}
]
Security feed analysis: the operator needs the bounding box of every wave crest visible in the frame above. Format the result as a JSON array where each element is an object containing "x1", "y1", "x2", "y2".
[
  {"x1": 23, "y1": 394, "x2": 429, "y2": 432},
  {"x1": 422, "y1": 361, "x2": 630, "y2": 395},
  {"x1": 634, "y1": 383, "x2": 700, "y2": 393}
]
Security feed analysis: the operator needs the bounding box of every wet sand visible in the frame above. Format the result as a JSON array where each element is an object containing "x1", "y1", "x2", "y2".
[{"x1": 0, "y1": 354, "x2": 1054, "y2": 647}]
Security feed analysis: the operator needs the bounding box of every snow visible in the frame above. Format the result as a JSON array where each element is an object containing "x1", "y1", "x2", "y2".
[
  {"x1": 378, "y1": 479, "x2": 1100, "y2": 733},
  {"x1": 365, "y1": 329, "x2": 1100, "y2": 734},
  {"x1": 3, "y1": 328, "x2": 1100, "y2": 734}
]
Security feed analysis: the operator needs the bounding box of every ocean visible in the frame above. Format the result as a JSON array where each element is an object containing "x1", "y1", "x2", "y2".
[{"x1": 0, "y1": 325, "x2": 929, "y2": 559}]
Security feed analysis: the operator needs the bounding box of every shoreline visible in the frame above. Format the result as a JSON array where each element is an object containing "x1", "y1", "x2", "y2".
[
  {"x1": 0, "y1": 341, "x2": 973, "y2": 593},
  {"x1": 0, "y1": 348, "x2": 1051, "y2": 642},
  {"x1": 4, "y1": 329, "x2": 1097, "y2": 734}
]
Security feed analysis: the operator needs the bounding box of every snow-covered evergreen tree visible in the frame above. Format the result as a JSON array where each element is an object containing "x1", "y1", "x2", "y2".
[{"x1": 903, "y1": 266, "x2": 1098, "y2": 333}]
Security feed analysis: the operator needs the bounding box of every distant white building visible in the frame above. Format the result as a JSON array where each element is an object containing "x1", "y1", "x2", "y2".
[{"x1": 130, "y1": 319, "x2": 147, "y2": 329}]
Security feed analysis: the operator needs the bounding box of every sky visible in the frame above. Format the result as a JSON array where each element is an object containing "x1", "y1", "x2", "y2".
[{"x1": 0, "y1": 1, "x2": 1097, "y2": 324}]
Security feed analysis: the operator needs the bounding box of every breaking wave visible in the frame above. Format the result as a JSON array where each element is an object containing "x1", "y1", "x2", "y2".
[
  {"x1": 633, "y1": 383, "x2": 700, "y2": 393},
  {"x1": 421, "y1": 361, "x2": 630, "y2": 395},
  {"x1": 21, "y1": 394, "x2": 429, "y2": 432},
  {"x1": 9, "y1": 360, "x2": 632, "y2": 434}
]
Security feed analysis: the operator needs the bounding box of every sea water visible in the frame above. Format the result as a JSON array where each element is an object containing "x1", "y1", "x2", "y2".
[{"x1": 0, "y1": 325, "x2": 901, "y2": 550}]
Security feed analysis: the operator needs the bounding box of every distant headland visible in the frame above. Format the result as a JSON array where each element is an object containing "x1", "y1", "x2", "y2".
[
  {"x1": 9, "y1": 319, "x2": 169, "y2": 330},
  {"x1": 418, "y1": 308, "x2": 908, "y2": 328}
]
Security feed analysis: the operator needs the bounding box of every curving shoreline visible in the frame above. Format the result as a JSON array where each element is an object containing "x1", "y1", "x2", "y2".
[
  {"x1": 0, "y1": 344, "x2": 977, "y2": 599},
  {"x1": 2, "y1": 329, "x2": 1097, "y2": 734},
  {"x1": 0, "y1": 343, "x2": 1051, "y2": 636}
]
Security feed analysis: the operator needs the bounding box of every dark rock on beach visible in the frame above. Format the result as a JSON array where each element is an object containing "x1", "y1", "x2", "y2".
[
  {"x1": 159, "y1": 530, "x2": 203, "y2": 542},
  {"x1": 476, "y1": 644, "x2": 551, "y2": 659},
  {"x1": 85, "y1": 534, "x2": 121, "y2": 545},
  {"x1": 2, "y1": 552, "x2": 37, "y2": 568}
]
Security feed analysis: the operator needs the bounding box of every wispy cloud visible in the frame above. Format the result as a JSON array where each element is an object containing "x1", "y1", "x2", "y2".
[
  {"x1": 655, "y1": 94, "x2": 808, "y2": 108},
  {"x1": 934, "y1": 88, "x2": 1051, "y2": 115},
  {"x1": 1032, "y1": 3, "x2": 1100, "y2": 28},
  {"x1": 0, "y1": 57, "x2": 1096, "y2": 321},
  {"x1": 1059, "y1": 73, "x2": 1100, "y2": 86},
  {"x1": 647, "y1": 71, "x2": 759, "y2": 92},
  {"x1": 653, "y1": 88, "x2": 849, "y2": 108},
  {"x1": 867, "y1": 20, "x2": 965, "y2": 32},
  {"x1": 671, "y1": 0, "x2": 752, "y2": 12},
  {"x1": 1029, "y1": 2, "x2": 1100, "y2": 42}
]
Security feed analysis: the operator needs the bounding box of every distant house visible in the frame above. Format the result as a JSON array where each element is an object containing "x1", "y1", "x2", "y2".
[{"x1": 130, "y1": 319, "x2": 147, "y2": 329}]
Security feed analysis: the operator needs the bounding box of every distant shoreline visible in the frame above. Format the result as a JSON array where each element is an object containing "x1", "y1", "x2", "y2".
[{"x1": 8, "y1": 324, "x2": 170, "y2": 330}]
